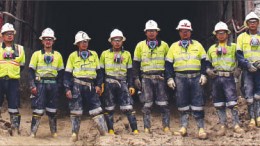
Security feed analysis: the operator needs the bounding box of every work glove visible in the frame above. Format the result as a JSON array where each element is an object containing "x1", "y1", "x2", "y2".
[
  {"x1": 129, "y1": 87, "x2": 135, "y2": 96},
  {"x1": 134, "y1": 78, "x2": 141, "y2": 90},
  {"x1": 248, "y1": 63, "x2": 257, "y2": 72},
  {"x1": 253, "y1": 60, "x2": 260, "y2": 69},
  {"x1": 95, "y1": 86, "x2": 101, "y2": 96},
  {"x1": 206, "y1": 68, "x2": 216, "y2": 78},
  {"x1": 233, "y1": 67, "x2": 242, "y2": 78},
  {"x1": 167, "y1": 78, "x2": 176, "y2": 90},
  {"x1": 66, "y1": 90, "x2": 72, "y2": 99},
  {"x1": 199, "y1": 75, "x2": 207, "y2": 86},
  {"x1": 100, "y1": 83, "x2": 105, "y2": 96},
  {"x1": 31, "y1": 87, "x2": 37, "y2": 96}
]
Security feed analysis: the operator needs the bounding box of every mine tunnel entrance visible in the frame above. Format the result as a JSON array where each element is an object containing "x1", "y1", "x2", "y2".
[
  {"x1": 1, "y1": 1, "x2": 244, "y2": 114},
  {"x1": 42, "y1": 1, "x2": 237, "y2": 60}
]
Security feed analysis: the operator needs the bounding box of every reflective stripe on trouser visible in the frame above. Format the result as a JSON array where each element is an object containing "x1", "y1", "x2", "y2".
[
  {"x1": 212, "y1": 76, "x2": 238, "y2": 107},
  {"x1": 175, "y1": 75, "x2": 204, "y2": 112},
  {"x1": 103, "y1": 81, "x2": 134, "y2": 112},
  {"x1": 139, "y1": 77, "x2": 169, "y2": 128},
  {"x1": 139, "y1": 77, "x2": 168, "y2": 104},
  {"x1": 69, "y1": 82, "x2": 102, "y2": 116},
  {"x1": 0, "y1": 79, "x2": 20, "y2": 114},
  {"x1": 241, "y1": 70, "x2": 260, "y2": 103},
  {"x1": 31, "y1": 83, "x2": 58, "y2": 115}
]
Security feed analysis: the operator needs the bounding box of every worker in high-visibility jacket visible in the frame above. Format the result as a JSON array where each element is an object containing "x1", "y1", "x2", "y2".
[
  {"x1": 29, "y1": 28, "x2": 64, "y2": 138},
  {"x1": 100, "y1": 29, "x2": 138, "y2": 135},
  {"x1": 165, "y1": 19, "x2": 207, "y2": 139},
  {"x1": 64, "y1": 31, "x2": 107, "y2": 142},
  {"x1": 0, "y1": 23, "x2": 25, "y2": 136},
  {"x1": 133, "y1": 20, "x2": 170, "y2": 133},
  {"x1": 236, "y1": 12, "x2": 260, "y2": 129},
  {"x1": 206, "y1": 22, "x2": 244, "y2": 136}
]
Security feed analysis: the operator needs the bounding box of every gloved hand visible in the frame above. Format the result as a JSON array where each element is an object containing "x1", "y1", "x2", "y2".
[
  {"x1": 66, "y1": 90, "x2": 72, "y2": 99},
  {"x1": 206, "y1": 68, "x2": 216, "y2": 78},
  {"x1": 95, "y1": 86, "x2": 101, "y2": 96},
  {"x1": 100, "y1": 83, "x2": 105, "y2": 96},
  {"x1": 248, "y1": 63, "x2": 257, "y2": 72},
  {"x1": 31, "y1": 87, "x2": 37, "y2": 96},
  {"x1": 253, "y1": 60, "x2": 260, "y2": 69},
  {"x1": 129, "y1": 87, "x2": 135, "y2": 96},
  {"x1": 199, "y1": 75, "x2": 207, "y2": 85},
  {"x1": 134, "y1": 78, "x2": 141, "y2": 90},
  {"x1": 167, "y1": 78, "x2": 176, "y2": 90},
  {"x1": 233, "y1": 67, "x2": 242, "y2": 78}
]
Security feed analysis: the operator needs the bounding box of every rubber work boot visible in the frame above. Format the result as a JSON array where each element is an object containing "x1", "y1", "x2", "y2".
[
  {"x1": 10, "y1": 114, "x2": 21, "y2": 136},
  {"x1": 104, "y1": 112, "x2": 114, "y2": 133},
  {"x1": 198, "y1": 128, "x2": 207, "y2": 139},
  {"x1": 49, "y1": 115, "x2": 57, "y2": 138},
  {"x1": 133, "y1": 129, "x2": 139, "y2": 135},
  {"x1": 173, "y1": 127, "x2": 187, "y2": 136},
  {"x1": 92, "y1": 114, "x2": 108, "y2": 136},
  {"x1": 216, "y1": 125, "x2": 226, "y2": 136},
  {"x1": 234, "y1": 124, "x2": 244, "y2": 133},
  {"x1": 256, "y1": 117, "x2": 260, "y2": 127},
  {"x1": 30, "y1": 115, "x2": 41, "y2": 138},
  {"x1": 70, "y1": 133, "x2": 78, "y2": 142},
  {"x1": 163, "y1": 127, "x2": 170, "y2": 133},
  {"x1": 248, "y1": 119, "x2": 256, "y2": 129},
  {"x1": 108, "y1": 129, "x2": 115, "y2": 135},
  {"x1": 126, "y1": 111, "x2": 138, "y2": 133},
  {"x1": 144, "y1": 128, "x2": 150, "y2": 133},
  {"x1": 70, "y1": 116, "x2": 80, "y2": 142}
]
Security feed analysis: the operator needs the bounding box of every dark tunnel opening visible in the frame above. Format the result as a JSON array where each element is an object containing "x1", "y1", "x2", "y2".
[{"x1": 42, "y1": 1, "x2": 219, "y2": 63}]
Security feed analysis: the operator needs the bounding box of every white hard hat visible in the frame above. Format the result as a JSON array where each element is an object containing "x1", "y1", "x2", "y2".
[
  {"x1": 244, "y1": 12, "x2": 260, "y2": 26},
  {"x1": 108, "y1": 29, "x2": 126, "y2": 42},
  {"x1": 144, "y1": 20, "x2": 160, "y2": 32},
  {"x1": 74, "y1": 31, "x2": 91, "y2": 45},
  {"x1": 176, "y1": 19, "x2": 193, "y2": 31},
  {"x1": 212, "y1": 21, "x2": 231, "y2": 35},
  {"x1": 39, "y1": 28, "x2": 56, "y2": 40},
  {"x1": 1, "y1": 23, "x2": 16, "y2": 34}
]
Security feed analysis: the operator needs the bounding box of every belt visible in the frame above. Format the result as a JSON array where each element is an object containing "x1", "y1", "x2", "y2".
[
  {"x1": 105, "y1": 78, "x2": 122, "y2": 87},
  {"x1": 142, "y1": 75, "x2": 164, "y2": 80},
  {"x1": 74, "y1": 78, "x2": 92, "y2": 86},
  {"x1": 105, "y1": 75, "x2": 126, "y2": 81},
  {"x1": 38, "y1": 80, "x2": 56, "y2": 84},
  {"x1": 216, "y1": 71, "x2": 233, "y2": 77},
  {"x1": 175, "y1": 72, "x2": 200, "y2": 78}
]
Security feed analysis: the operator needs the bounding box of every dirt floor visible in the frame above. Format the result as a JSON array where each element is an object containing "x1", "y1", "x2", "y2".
[{"x1": 0, "y1": 96, "x2": 260, "y2": 146}]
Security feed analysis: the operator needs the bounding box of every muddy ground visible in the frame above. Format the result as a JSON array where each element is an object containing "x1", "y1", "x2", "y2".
[{"x1": 0, "y1": 92, "x2": 260, "y2": 145}]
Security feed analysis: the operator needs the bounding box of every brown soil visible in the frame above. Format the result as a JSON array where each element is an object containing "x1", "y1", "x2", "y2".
[{"x1": 0, "y1": 96, "x2": 259, "y2": 146}]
